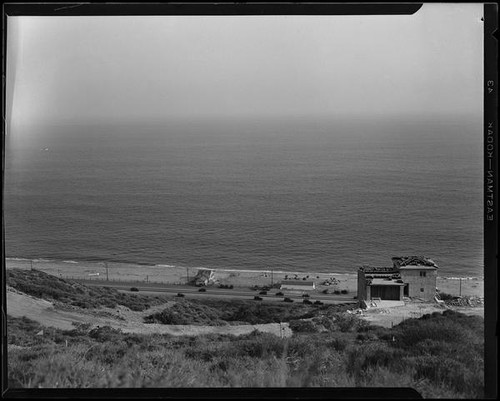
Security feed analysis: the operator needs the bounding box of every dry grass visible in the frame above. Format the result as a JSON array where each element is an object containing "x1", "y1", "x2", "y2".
[
  {"x1": 6, "y1": 269, "x2": 484, "y2": 397},
  {"x1": 7, "y1": 310, "x2": 484, "y2": 397}
]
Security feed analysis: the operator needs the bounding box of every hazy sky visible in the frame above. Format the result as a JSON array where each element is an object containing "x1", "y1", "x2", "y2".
[{"x1": 6, "y1": 4, "x2": 483, "y2": 128}]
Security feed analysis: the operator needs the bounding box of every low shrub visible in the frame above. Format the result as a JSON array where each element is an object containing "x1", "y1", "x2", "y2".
[
  {"x1": 356, "y1": 332, "x2": 378, "y2": 342},
  {"x1": 289, "y1": 319, "x2": 319, "y2": 333},
  {"x1": 325, "y1": 335, "x2": 349, "y2": 352},
  {"x1": 437, "y1": 292, "x2": 456, "y2": 301},
  {"x1": 287, "y1": 335, "x2": 320, "y2": 359},
  {"x1": 345, "y1": 342, "x2": 406, "y2": 377},
  {"x1": 144, "y1": 301, "x2": 227, "y2": 326},
  {"x1": 88, "y1": 326, "x2": 123, "y2": 342},
  {"x1": 394, "y1": 315, "x2": 478, "y2": 348},
  {"x1": 405, "y1": 354, "x2": 483, "y2": 397},
  {"x1": 333, "y1": 313, "x2": 368, "y2": 333}
]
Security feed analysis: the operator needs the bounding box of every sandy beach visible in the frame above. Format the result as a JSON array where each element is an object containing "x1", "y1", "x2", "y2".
[{"x1": 6, "y1": 258, "x2": 483, "y2": 298}]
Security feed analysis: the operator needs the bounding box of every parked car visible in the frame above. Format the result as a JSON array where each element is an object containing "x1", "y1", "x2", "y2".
[
  {"x1": 198, "y1": 288, "x2": 207, "y2": 292},
  {"x1": 283, "y1": 297, "x2": 294, "y2": 303},
  {"x1": 130, "y1": 287, "x2": 139, "y2": 292},
  {"x1": 276, "y1": 292, "x2": 284, "y2": 296},
  {"x1": 253, "y1": 296, "x2": 263, "y2": 301},
  {"x1": 259, "y1": 291, "x2": 267, "y2": 295},
  {"x1": 314, "y1": 300, "x2": 324, "y2": 305},
  {"x1": 177, "y1": 293, "x2": 185, "y2": 297}
]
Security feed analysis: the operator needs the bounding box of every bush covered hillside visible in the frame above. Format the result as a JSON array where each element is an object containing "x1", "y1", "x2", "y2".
[
  {"x1": 7, "y1": 313, "x2": 484, "y2": 396},
  {"x1": 7, "y1": 269, "x2": 169, "y2": 311},
  {"x1": 143, "y1": 298, "x2": 353, "y2": 326},
  {"x1": 6, "y1": 269, "x2": 484, "y2": 397}
]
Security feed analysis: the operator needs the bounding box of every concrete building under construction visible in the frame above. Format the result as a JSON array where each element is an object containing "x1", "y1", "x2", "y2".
[{"x1": 357, "y1": 256, "x2": 438, "y2": 302}]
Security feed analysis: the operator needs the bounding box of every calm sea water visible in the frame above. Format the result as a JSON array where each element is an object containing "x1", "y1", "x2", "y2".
[{"x1": 4, "y1": 117, "x2": 484, "y2": 277}]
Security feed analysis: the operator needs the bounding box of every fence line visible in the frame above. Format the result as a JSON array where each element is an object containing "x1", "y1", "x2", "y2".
[{"x1": 6, "y1": 260, "x2": 189, "y2": 285}]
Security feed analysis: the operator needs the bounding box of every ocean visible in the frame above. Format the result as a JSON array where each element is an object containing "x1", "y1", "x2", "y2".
[{"x1": 4, "y1": 117, "x2": 484, "y2": 278}]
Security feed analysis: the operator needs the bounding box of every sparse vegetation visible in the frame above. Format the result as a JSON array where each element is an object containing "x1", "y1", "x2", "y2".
[
  {"x1": 6, "y1": 270, "x2": 484, "y2": 397},
  {"x1": 7, "y1": 311, "x2": 484, "y2": 397},
  {"x1": 7, "y1": 269, "x2": 169, "y2": 311},
  {"x1": 142, "y1": 298, "x2": 348, "y2": 326}
]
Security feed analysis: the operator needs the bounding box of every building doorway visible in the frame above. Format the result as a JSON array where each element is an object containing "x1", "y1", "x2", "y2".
[{"x1": 370, "y1": 285, "x2": 400, "y2": 300}]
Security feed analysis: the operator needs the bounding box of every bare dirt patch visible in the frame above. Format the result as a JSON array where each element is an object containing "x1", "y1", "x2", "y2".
[{"x1": 356, "y1": 300, "x2": 484, "y2": 328}]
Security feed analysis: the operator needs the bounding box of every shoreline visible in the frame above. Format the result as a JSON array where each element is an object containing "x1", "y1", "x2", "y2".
[
  {"x1": 4, "y1": 257, "x2": 484, "y2": 280},
  {"x1": 5, "y1": 257, "x2": 484, "y2": 298}
]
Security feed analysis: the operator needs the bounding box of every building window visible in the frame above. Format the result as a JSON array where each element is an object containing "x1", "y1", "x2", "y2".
[
  {"x1": 420, "y1": 271, "x2": 426, "y2": 277},
  {"x1": 420, "y1": 288, "x2": 424, "y2": 292}
]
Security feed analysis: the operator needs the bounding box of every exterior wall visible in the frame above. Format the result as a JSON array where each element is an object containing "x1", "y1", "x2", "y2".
[
  {"x1": 399, "y1": 268, "x2": 437, "y2": 300},
  {"x1": 357, "y1": 270, "x2": 368, "y2": 301}
]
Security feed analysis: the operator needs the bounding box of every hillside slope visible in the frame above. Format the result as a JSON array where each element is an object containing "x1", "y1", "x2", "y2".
[{"x1": 6, "y1": 270, "x2": 295, "y2": 337}]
